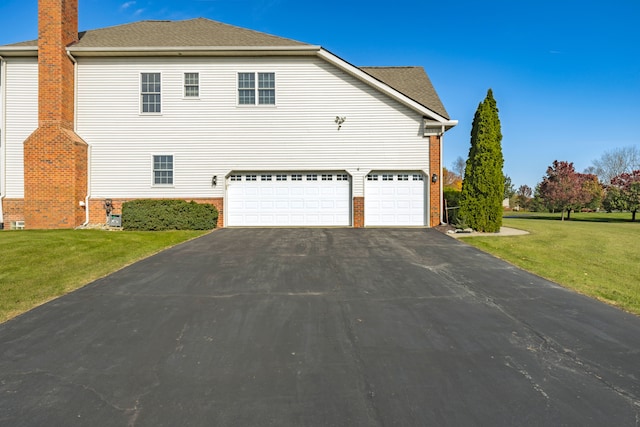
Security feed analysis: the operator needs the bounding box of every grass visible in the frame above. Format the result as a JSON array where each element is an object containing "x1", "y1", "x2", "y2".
[
  {"x1": 0, "y1": 229, "x2": 208, "y2": 323},
  {"x1": 3, "y1": 214, "x2": 639, "y2": 323},
  {"x1": 459, "y1": 212, "x2": 640, "y2": 315}
]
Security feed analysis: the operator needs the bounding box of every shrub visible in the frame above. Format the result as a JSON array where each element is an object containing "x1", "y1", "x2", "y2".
[{"x1": 122, "y1": 199, "x2": 218, "y2": 231}]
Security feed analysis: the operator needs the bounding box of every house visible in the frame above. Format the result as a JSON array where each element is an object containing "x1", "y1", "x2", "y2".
[{"x1": 0, "y1": 0, "x2": 456, "y2": 229}]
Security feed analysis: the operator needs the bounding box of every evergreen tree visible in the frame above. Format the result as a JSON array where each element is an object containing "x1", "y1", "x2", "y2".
[{"x1": 459, "y1": 89, "x2": 504, "y2": 232}]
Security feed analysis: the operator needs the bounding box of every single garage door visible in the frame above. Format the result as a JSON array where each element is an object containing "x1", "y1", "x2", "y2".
[
  {"x1": 227, "y1": 172, "x2": 351, "y2": 226},
  {"x1": 365, "y1": 172, "x2": 426, "y2": 226}
]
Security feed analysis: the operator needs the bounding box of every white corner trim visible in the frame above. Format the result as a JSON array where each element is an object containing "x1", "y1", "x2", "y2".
[{"x1": 0, "y1": 55, "x2": 5, "y2": 225}]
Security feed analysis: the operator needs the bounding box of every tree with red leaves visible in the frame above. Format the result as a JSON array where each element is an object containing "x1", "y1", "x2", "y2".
[
  {"x1": 605, "y1": 170, "x2": 640, "y2": 221},
  {"x1": 539, "y1": 161, "x2": 599, "y2": 220}
]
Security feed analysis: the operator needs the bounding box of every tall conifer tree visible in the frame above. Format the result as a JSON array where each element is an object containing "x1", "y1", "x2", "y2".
[{"x1": 459, "y1": 89, "x2": 504, "y2": 232}]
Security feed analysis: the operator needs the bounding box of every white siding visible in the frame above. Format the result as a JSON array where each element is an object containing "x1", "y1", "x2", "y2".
[
  {"x1": 76, "y1": 56, "x2": 430, "y2": 199},
  {"x1": 3, "y1": 58, "x2": 38, "y2": 198}
]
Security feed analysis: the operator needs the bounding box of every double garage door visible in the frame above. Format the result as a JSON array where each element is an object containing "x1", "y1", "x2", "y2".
[
  {"x1": 226, "y1": 171, "x2": 426, "y2": 227},
  {"x1": 227, "y1": 172, "x2": 351, "y2": 226}
]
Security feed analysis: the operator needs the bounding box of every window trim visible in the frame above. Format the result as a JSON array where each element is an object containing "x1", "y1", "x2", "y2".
[
  {"x1": 151, "y1": 154, "x2": 174, "y2": 187},
  {"x1": 183, "y1": 72, "x2": 200, "y2": 99},
  {"x1": 237, "y1": 71, "x2": 276, "y2": 106},
  {"x1": 140, "y1": 72, "x2": 162, "y2": 114}
]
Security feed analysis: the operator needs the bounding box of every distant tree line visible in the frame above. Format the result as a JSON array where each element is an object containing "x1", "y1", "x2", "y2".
[
  {"x1": 499, "y1": 146, "x2": 639, "y2": 221},
  {"x1": 442, "y1": 89, "x2": 639, "y2": 227},
  {"x1": 446, "y1": 146, "x2": 640, "y2": 224}
]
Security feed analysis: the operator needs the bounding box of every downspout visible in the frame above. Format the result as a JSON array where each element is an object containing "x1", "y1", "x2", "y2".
[
  {"x1": 0, "y1": 55, "x2": 6, "y2": 227},
  {"x1": 66, "y1": 50, "x2": 91, "y2": 226},
  {"x1": 439, "y1": 126, "x2": 445, "y2": 225},
  {"x1": 83, "y1": 145, "x2": 91, "y2": 226}
]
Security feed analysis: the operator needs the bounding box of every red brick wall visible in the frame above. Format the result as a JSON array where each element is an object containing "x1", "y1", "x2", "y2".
[
  {"x1": 23, "y1": 121, "x2": 88, "y2": 229},
  {"x1": 38, "y1": 0, "x2": 78, "y2": 128},
  {"x1": 23, "y1": 0, "x2": 88, "y2": 229},
  {"x1": 429, "y1": 135, "x2": 442, "y2": 227},
  {"x1": 88, "y1": 198, "x2": 224, "y2": 228},
  {"x1": 2, "y1": 199, "x2": 25, "y2": 225},
  {"x1": 353, "y1": 196, "x2": 364, "y2": 228}
]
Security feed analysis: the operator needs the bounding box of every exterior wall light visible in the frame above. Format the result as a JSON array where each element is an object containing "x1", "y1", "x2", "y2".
[{"x1": 431, "y1": 173, "x2": 438, "y2": 183}]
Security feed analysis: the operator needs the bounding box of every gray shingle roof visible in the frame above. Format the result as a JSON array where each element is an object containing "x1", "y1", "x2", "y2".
[
  {"x1": 2, "y1": 19, "x2": 449, "y2": 119},
  {"x1": 360, "y1": 66, "x2": 449, "y2": 119},
  {"x1": 4, "y1": 18, "x2": 310, "y2": 48}
]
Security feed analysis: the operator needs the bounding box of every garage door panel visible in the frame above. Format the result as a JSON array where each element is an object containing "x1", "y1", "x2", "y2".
[
  {"x1": 228, "y1": 172, "x2": 351, "y2": 226},
  {"x1": 275, "y1": 200, "x2": 288, "y2": 209},
  {"x1": 365, "y1": 172, "x2": 425, "y2": 226}
]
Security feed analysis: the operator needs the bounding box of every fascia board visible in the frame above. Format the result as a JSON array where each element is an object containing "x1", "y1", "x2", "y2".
[
  {"x1": 0, "y1": 46, "x2": 38, "y2": 57},
  {"x1": 67, "y1": 45, "x2": 322, "y2": 57},
  {"x1": 317, "y1": 48, "x2": 457, "y2": 127}
]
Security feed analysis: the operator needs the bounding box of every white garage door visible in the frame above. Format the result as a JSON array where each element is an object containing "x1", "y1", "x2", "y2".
[
  {"x1": 227, "y1": 172, "x2": 351, "y2": 226},
  {"x1": 365, "y1": 172, "x2": 426, "y2": 226}
]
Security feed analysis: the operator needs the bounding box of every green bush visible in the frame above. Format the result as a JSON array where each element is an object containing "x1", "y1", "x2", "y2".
[
  {"x1": 122, "y1": 199, "x2": 218, "y2": 231},
  {"x1": 443, "y1": 188, "x2": 462, "y2": 225}
]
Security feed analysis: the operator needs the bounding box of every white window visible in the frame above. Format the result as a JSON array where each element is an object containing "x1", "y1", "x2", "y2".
[
  {"x1": 337, "y1": 174, "x2": 349, "y2": 181},
  {"x1": 322, "y1": 174, "x2": 333, "y2": 181},
  {"x1": 153, "y1": 155, "x2": 173, "y2": 185},
  {"x1": 238, "y1": 72, "x2": 275, "y2": 105},
  {"x1": 413, "y1": 174, "x2": 424, "y2": 181},
  {"x1": 141, "y1": 73, "x2": 161, "y2": 113},
  {"x1": 258, "y1": 73, "x2": 275, "y2": 104},
  {"x1": 261, "y1": 174, "x2": 272, "y2": 181},
  {"x1": 398, "y1": 174, "x2": 409, "y2": 181},
  {"x1": 184, "y1": 73, "x2": 199, "y2": 98},
  {"x1": 291, "y1": 174, "x2": 302, "y2": 181},
  {"x1": 230, "y1": 175, "x2": 242, "y2": 181},
  {"x1": 246, "y1": 175, "x2": 257, "y2": 181},
  {"x1": 367, "y1": 174, "x2": 379, "y2": 181},
  {"x1": 382, "y1": 174, "x2": 394, "y2": 181},
  {"x1": 306, "y1": 174, "x2": 318, "y2": 181},
  {"x1": 276, "y1": 174, "x2": 287, "y2": 181}
]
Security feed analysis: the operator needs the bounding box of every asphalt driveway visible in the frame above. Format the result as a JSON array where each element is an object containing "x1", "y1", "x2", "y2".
[{"x1": 1, "y1": 228, "x2": 639, "y2": 426}]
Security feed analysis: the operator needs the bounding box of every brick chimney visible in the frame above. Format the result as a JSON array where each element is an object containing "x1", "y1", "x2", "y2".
[{"x1": 23, "y1": 0, "x2": 88, "y2": 229}]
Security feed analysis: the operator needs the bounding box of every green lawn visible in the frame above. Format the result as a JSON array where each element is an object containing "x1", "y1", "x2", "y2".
[
  {"x1": 459, "y1": 212, "x2": 640, "y2": 315},
  {"x1": 3, "y1": 216, "x2": 638, "y2": 323},
  {"x1": 0, "y1": 229, "x2": 208, "y2": 323}
]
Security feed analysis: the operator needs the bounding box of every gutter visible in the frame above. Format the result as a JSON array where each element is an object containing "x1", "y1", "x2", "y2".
[
  {"x1": 67, "y1": 45, "x2": 322, "y2": 58},
  {"x1": 66, "y1": 50, "x2": 91, "y2": 227},
  {"x1": 0, "y1": 55, "x2": 6, "y2": 226},
  {"x1": 0, "y1": 46, "x2": 38, "y2": 57}
]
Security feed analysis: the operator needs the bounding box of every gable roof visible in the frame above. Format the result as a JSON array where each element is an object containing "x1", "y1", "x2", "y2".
[{"x1": 361, "y1": 67, "x2": 449, "y2": 120}]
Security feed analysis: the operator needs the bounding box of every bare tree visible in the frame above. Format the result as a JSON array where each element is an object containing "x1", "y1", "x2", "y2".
[
  {"x1": 452, "y1": 156, "x2": 466, "y2": 179},
  {"x1": 590, "y1": 146, "x2": 640, "y2": 184}
]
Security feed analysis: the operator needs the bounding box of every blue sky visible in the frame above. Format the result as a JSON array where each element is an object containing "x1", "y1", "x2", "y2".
[{"x1": 1, "y1": 0, "x2": 639, "y2": 189}]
